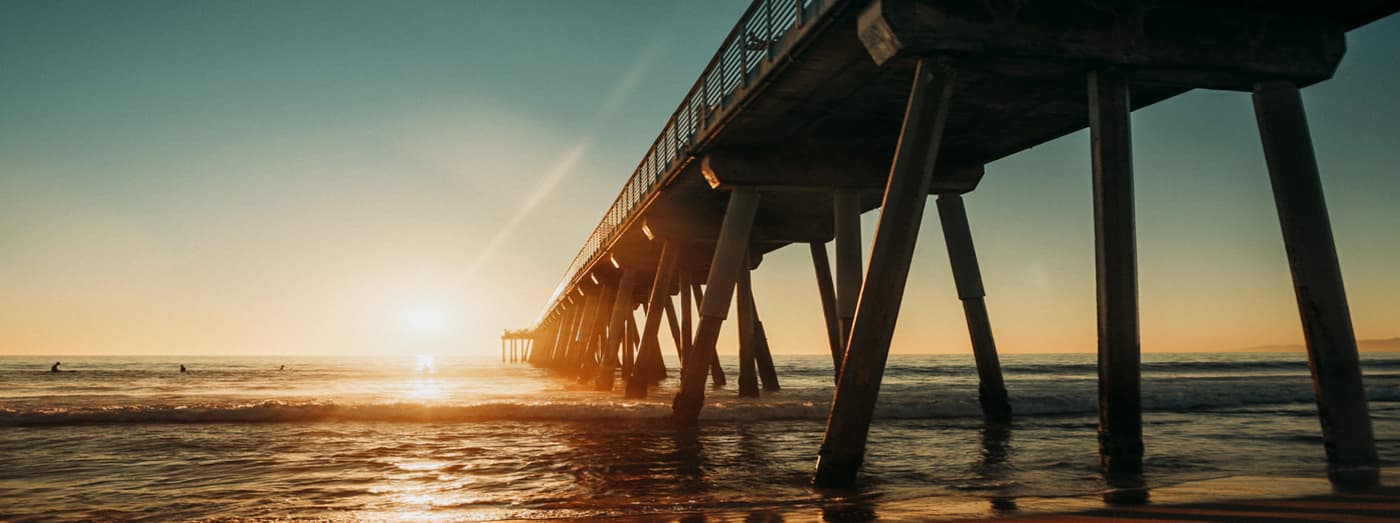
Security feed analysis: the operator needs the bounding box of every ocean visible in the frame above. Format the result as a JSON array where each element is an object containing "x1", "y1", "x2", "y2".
[{"x1": 2, "y1": 352, "x2": 1397, "y2": 521}]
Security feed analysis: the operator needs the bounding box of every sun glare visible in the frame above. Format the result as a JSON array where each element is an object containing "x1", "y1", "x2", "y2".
[
  {"x1": 416, "y1": 354, "x2": 436, "y2": 374},
  {"x1": 403, "y1": 305, "x2": 447, "y2": 337}
]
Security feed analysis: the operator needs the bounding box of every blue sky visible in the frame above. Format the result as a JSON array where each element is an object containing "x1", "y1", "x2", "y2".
[{"x1": 1, "y1": 1, "x2": 1396, "y2": 356}]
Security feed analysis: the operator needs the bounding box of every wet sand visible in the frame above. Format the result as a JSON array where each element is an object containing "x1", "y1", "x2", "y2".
[{"x1": 592, "y1": 472, "x2": 1400, "y2": 522}]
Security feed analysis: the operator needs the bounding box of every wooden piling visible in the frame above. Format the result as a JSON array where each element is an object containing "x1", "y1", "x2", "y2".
[
  {"x1": 673, "y1": 188, "x2": 760, "y2": 423},
  {"x1": 1253, "y1": 81, "x2": 1378, "y2": 489},
  {"x1": 834, "y1": 189, "x2": 863, "y2": 344},
  {"x1": 809, "y1": 242, "x2": 844, "y2": 373},
  {"x1": 813, "y1": 59, "x2": 954, "y2": 487},
  {"x1": 1089, "y1": 69, "x2": 1143, "y2": 479},
  {"x1": 737, "y1": 267, "x2": 761, "y2": 398},
  {"x1": 626, "y1": 241, "x2": 680, "y2": 398},
  {"x1": 597, "y1": 269, "x2": 637, "y2": 391}
]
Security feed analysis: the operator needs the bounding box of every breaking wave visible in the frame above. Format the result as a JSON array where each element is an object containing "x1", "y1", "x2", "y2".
[{"x1": 4, "y1": 384, "x2": 1396, "y2": 427}]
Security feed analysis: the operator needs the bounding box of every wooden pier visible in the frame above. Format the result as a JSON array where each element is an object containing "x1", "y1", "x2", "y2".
[
  {"x1": 500, "y1": 329, "x2": 533, "y2": 364},
  {"x1": 508, "y1": 0, "x2": 1398, "y2": 490}
]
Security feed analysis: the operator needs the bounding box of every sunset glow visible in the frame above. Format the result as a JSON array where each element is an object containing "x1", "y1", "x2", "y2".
[{"x1": 2, "y1": 1, "x2": 1398, "y2": 521}]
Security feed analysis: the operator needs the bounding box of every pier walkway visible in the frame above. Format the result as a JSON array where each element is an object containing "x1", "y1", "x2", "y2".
[{"x1": 508, "y1": 0, "x2": 1400, "y2": 489}]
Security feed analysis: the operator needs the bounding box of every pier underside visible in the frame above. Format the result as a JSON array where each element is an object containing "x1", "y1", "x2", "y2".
[{"x1": 515, "y1": 0, "x2": 1398, "y2": 492}]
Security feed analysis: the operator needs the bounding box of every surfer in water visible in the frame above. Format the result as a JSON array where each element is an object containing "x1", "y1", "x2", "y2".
[
  {"x1": 278, "y1": 365, "x2": 285, "y2": 371},
  {"x1": 51, "y1": 362, "x2": 60, "y2": 372},
  {"x1": 179, "y1": 364, "x2": 187, "y2": 373}
]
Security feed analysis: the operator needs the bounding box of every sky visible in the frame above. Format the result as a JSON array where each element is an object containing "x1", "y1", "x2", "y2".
[{"x1": 1, "y1": 1, "x2": 1397, "y2": 358}]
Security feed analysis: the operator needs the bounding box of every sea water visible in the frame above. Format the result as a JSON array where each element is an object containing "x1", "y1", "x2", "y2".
[{"x1": 2, "y1": 352, "x2": 1397, "y2": 521}]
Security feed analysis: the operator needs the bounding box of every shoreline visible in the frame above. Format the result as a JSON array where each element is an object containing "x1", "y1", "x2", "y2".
[{"x1": 593, "y1": 471, "x2": 1400, "y2": 522}]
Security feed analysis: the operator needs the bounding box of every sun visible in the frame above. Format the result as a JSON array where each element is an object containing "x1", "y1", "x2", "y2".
[{"x1": 402, "y1": 304, "x2": 447, "y2": 337}]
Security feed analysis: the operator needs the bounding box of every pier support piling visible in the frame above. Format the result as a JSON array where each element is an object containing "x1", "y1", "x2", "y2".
[
  {"x1": 673, "y1": 188, "x2": 760, "y2": 423},
  {"x1": 565, "y1": 290, "x2": 601, "y2": 370},
  {"x1": 597, "y1": 269, "x2": 637, "y2": 391},
  {"x1": 691, "y1": 281, "x2": 727, "y2": 386},
  {"x1": 626, "y1": 241, "x2": 680, "y2": 398},
  {"x1": 680, "y1": 269, "x2": 694, "y2": 362},
  {"x1": 1253, "y1": 81, "x2": 1378, "y2": 489},
  {"x1": 737, "y1": 266, "x2": 761, "y2": 397},
  {"x1": 1089, "y1": 69, "x2": 1143, "y2": 479},
  {"x1": 810, "y1": 242, "x2": 844, "y2": 374},
  {"x1": 813, "y1": 59, "x2": 954, "y2": 487},
  {"x1": 936, "y1": 194, "x2": 1010, "y2": 424},
  {"x1": 834, "y1": 189, "x2": 863, "y2": 345}
]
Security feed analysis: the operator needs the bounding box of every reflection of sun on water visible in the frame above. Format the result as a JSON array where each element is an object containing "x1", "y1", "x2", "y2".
[{"x1": 408, "y1": 354, "x2": 441, "y2": 399}]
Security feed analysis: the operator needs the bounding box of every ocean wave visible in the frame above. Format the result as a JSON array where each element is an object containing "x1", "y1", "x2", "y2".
[{"x1": 3, "y1": 383, "x2": 1397, "y2": 427}]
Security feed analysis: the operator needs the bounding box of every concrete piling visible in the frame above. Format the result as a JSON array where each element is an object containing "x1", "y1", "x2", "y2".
[
  {"x1": 1253, "y1": 81, "x2": 1378, "y2": 489},
  {"x1": 674, "y1": 188, "x2": 760, "y2": 424},
  {"x1": 1089, "y1": 69, "x2": 1143, "y2": 480},
  {"x1": 814, "y1": 60, "x2": 955, "y2": 488}
]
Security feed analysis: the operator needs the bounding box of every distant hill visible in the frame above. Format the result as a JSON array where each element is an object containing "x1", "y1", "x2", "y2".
[{"x1": 1239, "y1": 338, "x2": 1400, "y2": 352}]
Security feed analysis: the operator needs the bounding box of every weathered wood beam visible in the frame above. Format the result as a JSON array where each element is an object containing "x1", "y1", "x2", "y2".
[
  {"x1": 1090, "y1": 69, "x2": 1143, "y2": 479},
  {"x1": 813, "y1": 59, "x2": 954, "y2": 488},
  {"x1": 858, "y1": 0, "x2": 1345, "y2": 90},
  {"x1": 1254, "y1": 81, "x2": 1378, "y2": 489}
]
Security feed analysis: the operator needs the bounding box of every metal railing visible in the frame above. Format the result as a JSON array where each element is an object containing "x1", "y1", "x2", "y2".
[{"x1": 536, "y1": 0, "x2": 837, "y2": 325}]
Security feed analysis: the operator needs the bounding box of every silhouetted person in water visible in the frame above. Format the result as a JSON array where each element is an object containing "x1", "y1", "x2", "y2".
[
  {"x1": 179, "y1": 364, "x2": 187, "y2": 373},
  {"x1": 51, "y1": 362, "x2": 60, "y2": 373},
  {"x1": 279, "y1": 365, "x2": 285, "y2": 371}
]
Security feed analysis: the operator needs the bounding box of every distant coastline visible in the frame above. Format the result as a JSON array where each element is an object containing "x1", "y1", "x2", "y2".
[{"x1": 1238, "y1": 338, "x2": 1400, "y2": 353}]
